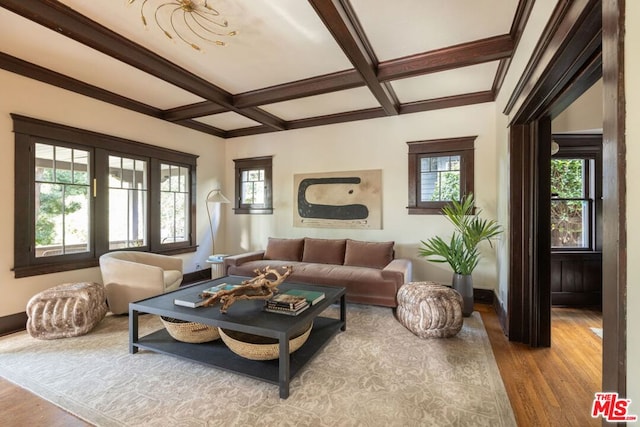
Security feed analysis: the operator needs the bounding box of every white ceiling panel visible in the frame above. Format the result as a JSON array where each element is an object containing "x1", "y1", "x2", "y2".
[
  {"x1": 391, "y1": 61, "x2": 500, "y2": 103},
  {"x1": 260, "y1": 87, "x2": 381, "y2": 121},
  {"x1": 0, "y1": 0, "x2": 525, "y2": 137},
  {"x1": 194, "y1": 112, "x2": 261, "y2": 131},
  {"x1": 350, "y1": 0, "x2": 519, "y2": 61},
  {"x1": 0, "y1": 8, "x2": 205, "y2": 110},
  {"x1": 58, "y1": 0, "x2": 354, "y2": 94}
]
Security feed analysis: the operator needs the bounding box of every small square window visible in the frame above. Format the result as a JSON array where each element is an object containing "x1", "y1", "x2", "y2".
[
  {"x1": 233, "y1": 156, "x2": 273, "y2": 214},
  {"x1": 407, "y1": 137, "x2": 475, "y2": 214}
]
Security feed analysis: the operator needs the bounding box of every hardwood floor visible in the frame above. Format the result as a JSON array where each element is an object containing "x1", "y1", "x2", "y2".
[
  {"x1": 0, "y1": 304, "x2": 602, "y2": 426},
  {"x1": 478, "y1": 304, "x2": 602, "y2": 427},
  {"x1": 0, "y1": 377, "x2": 90, "y2": 426}
]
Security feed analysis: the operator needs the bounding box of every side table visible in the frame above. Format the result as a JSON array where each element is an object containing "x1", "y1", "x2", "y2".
[{"x1": 207, "y1": 257, "x2": 226, "y2": 279}]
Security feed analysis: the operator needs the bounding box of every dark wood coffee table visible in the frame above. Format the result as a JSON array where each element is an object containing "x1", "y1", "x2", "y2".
[{"x1": 129, "y1": 276, "x2": 346, "y2": 398}]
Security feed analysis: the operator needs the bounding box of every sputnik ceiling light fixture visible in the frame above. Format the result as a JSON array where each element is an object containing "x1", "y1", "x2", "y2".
[{"x1": 129, "y1": 0, "x2": 237, "y2": 50}]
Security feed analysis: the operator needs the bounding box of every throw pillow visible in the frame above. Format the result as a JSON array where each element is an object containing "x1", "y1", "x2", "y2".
[
  {"x1": 263, "y1": 237, "x2": 304, "y2": 262},
  {"x1": 344, "y1": 239, "x2": 394, "y2": 269},
  {"x1": 302, "y1": 238, "x2": 347, "y2": 265}
]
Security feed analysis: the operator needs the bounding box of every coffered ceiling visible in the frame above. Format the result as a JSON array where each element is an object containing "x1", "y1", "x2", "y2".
[{"x1": 0, "y1": 0, "x2": 530, "y2": 139}]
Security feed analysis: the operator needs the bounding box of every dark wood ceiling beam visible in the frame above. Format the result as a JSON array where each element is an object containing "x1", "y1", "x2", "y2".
[
  {"x1": 288, "y1": 107, "x2": 387, "y2": 130},
  {"x1": 234, "y1": 69, "x2": 364, "y2": 108},
  {"x1": 400, "y1": 91, "x2": 495, "y2": 115},
  {"x1": 0, "y1": 51, "x2": 162, "y2": 118},
  {"x1": 308, "y1": 0, "x2": 399, "y2": 115},
  {"x1": 225, "y1": 125, "x2": 275, "y2": 139},
  {"x1": 163, "y1": 101, "x2": 227, "y2": 122},
  {"x1": 175, "y1": 119, "x2": 226, "y2": 138},
  {"x1": 378, "y1": 34, "x2": 514, "y2": 82},
  {"x1": 0, "y1": 0, "x2": 286, "y2": 130},
  {"x1": 227, "y1": 91, "x2": 494, "y2": 139},
  {"x1": 0, "y1": 51, "x2": 227, "y2": 138}
]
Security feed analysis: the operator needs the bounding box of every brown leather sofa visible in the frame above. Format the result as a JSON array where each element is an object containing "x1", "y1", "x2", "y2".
[{"x1": 223, "y1": 237, "x2": 412, "y2": 307}]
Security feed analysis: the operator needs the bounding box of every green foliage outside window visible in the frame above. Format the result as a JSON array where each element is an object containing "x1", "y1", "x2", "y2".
[
  {"x1": 431, "y1": 171, "x2": 461, "y2": 202},
  {"x1": 35, "y1": 169, "x2": 87, "y2": 246},
  {"x1": 551, "y1": 159, "x2": 587, "y2": 247}
]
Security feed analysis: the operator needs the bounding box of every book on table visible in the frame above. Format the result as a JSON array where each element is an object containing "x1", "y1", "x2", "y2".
[
  {"x1": 200, "y1": 283, "x2": 240, "y2": 297},
  {"x1": 263, "y1": 302, "x2": 309, "y2": 316},
  {"x1": 281, "y1": 289, "x2": 325, "y2": 305},
  {"x1": 174, "y1": 283, "x2": 239, "y2": 308},
  {"x1": 267, "y1": 293, "x2": 307, "y2": 309},
  {"x1": 174, "y1": 290, "x2": 207, "y2": 308}
]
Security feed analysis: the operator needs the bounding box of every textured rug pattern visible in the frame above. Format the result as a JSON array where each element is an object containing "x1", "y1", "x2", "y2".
[{"x1": 0, "y1": 305, "x2": 515, "y2": 426}]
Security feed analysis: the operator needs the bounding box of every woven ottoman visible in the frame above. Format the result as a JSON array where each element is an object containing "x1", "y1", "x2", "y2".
[
  {"x1": 396, "y1": 281, "x2": 463, "y2": 338},
  {"x1": 26, "y1": 282, "x2": 108, "y2": 340}
]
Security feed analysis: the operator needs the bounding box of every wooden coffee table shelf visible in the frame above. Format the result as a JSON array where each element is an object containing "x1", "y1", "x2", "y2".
[{"x1": 129, "y1": 276, "x2": 346, "y2": 398}]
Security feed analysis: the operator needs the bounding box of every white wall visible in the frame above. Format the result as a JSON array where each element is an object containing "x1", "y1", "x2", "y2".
[
  {"x1": 224, "y1": 103, "x2": 500, "y2": 289},
  {"x1": 0, "y1": 69, "x2": 225, "y2": 317},
  {"x1": 552, "y1": 79, "x2": 603, "y2": 133},
  {"x1": 494, "y1": 0, "x2": 559, "y2": 308},
  {"x1": 625, "y1": 0, "x2": 639, "y2": 408}
]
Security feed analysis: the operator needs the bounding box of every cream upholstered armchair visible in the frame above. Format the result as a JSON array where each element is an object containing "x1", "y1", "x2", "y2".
[{"x1": 99, "y1": 251, "x2": 183, "y2": 314}]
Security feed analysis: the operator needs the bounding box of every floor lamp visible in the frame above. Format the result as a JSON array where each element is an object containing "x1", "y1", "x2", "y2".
[{"x1": 206, "y1": 188, "x2": 230, "y2": 262}]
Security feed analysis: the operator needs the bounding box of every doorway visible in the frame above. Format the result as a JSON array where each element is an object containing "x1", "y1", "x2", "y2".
[{"x1": 504, "y1": 0, "x2": 625, "y2": 397}]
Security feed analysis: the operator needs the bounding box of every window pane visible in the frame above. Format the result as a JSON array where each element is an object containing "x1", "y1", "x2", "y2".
[
  {"x1": 108, "y1": 155, "x2": 148, "y2": 249},
  {"x1": 240, "y1": 168, "x2": 265, "y2": 205},
  {"x1": 419, "y1": 155, "x2": 461, "y2": 202},
  {"x1": 73, "y1": 149, "x2": 89, "y2": 185},
  {"x1": 551, "y1": 200, "x2": 588, "y2": 248},
  {"x1": 160, "y1": 163, "x2": 189, "y2": 244},
  {"x1": 134, "y1": 160, "x2": 147, "y2": 190},
  {"x1": 35, "y1": 144, "x2": 55, "y2": 182},
  {"x1": 35, "y1": 144, "x2": 91, "y2": 258},
  {"x1": 551, "y1": 159, "x2": 585, "y2": 198},
  {"x1": 55, "y1": 146, "x2": 73, "y2": 184}
]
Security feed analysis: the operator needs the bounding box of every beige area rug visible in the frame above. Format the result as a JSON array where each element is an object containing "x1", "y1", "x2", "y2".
[{"x1": 0, "y1": 305, "x2": 515, "y2": 427}]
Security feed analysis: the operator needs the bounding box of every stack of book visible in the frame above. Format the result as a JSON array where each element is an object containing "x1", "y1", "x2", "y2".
[{"x1": 264, "y1": 289, "x2": 325, "y2": 316}]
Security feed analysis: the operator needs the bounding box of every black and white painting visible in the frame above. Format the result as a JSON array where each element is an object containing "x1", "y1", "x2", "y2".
[{"x1": 293, "y1": 169, "x2": 382, "y2": 229}]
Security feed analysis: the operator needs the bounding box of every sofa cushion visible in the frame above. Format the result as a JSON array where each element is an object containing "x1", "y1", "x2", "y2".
[
  {"x1": 302, "y1": 238, "x2": 346, "y2": 265},
  {"x1": 344, "y1": 239, "x2": 394, "y2": 269},
  {"x1": 264, "y1": 237, "x2": 304, "y2": 262}
]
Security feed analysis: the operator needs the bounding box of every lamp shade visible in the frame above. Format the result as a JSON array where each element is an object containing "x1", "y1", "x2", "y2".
[
  {"x1": 206, "y1": 189, "x2": 230, "y2": 257},
  {"x1": 206, "y1": 189, "x2": 231, "y2": 204}
]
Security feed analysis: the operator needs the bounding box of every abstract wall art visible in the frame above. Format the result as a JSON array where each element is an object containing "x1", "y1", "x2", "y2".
[{"x1": 293, "y1": 169, "x2": 382, "y2": 229}]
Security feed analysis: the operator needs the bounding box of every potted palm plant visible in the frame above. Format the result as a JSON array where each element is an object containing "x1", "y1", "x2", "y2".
[{"x1": 418, "y1": 194, "x2": 502, "y2": 316}]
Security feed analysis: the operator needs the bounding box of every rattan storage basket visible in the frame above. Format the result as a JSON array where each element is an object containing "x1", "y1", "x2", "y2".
[
  {"x1": 219, "y1": 322, "x2": 313, "y2": 360},
  {"x1": 160, "y1": 316, "x2": 220, "y2": 343}
]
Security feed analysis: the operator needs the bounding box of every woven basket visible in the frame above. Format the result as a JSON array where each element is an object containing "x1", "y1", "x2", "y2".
[
  {"x1": 160, "y1": 316, "x2": 220, "y2": 343},
  {"x1": 219, "y1": 322, "x2": 313, "y2": 361}
]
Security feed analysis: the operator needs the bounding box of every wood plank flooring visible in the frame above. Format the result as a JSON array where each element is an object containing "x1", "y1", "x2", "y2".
[
  {"x1": 0, "y1": 304, "x2": 602, "y2": 426},
  {"x1": 478, "y1": 304, "x2": 602, "y2": 427}
]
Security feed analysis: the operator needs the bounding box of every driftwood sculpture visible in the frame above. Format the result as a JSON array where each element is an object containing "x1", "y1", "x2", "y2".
[{"x1": 202, "y1": 266, "x2": 292, "y2": 313}]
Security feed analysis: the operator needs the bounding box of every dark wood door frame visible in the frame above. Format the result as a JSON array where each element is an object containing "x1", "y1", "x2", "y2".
[
  {"x1": 504, "y1": 0, "x2": 626, "y2": 400},
  {"x1": 601, "y1": 0, "x2": 626, "y2": 398}
]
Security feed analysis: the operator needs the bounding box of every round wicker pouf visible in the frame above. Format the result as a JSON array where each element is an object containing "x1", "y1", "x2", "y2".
[
  {"x1": 160, "y1": 316, "x2": 220, "y2": 343},
  {"x1": 219, "y1": 322, "x2": 313, "y2": 361},
  {"x1": 396, "y1": 281, "x2": 463, "y2": 338}
]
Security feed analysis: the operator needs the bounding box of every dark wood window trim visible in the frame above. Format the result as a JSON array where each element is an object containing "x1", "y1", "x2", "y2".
[
  {"x1": 12, "y1": 114, "x2": 198, "y2": 278},
  {"x1": 233, "y1": 156, "x2": 273, "y2": 215},
  {"x1": 407, "y1": 136, "x2": 475, "y2": 214}
]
